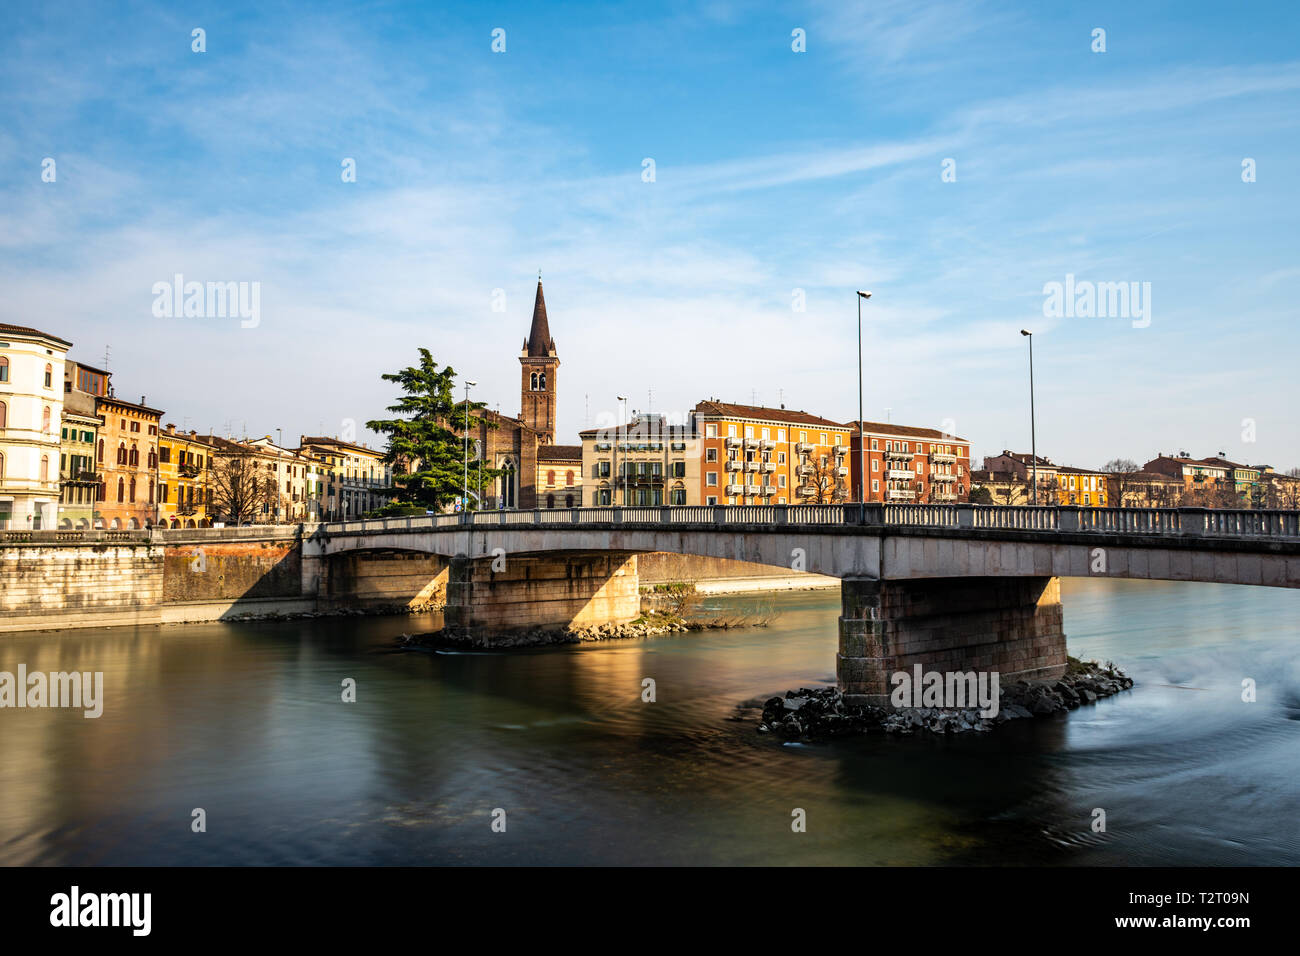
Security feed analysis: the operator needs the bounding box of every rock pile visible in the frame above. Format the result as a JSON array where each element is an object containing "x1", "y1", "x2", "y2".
[
  {"x1": 755, "y1": 659, "x2": 1134, "y2": 739},
  {"x1": 398, "y1": 615, "x2": 692, "y2": 650}
]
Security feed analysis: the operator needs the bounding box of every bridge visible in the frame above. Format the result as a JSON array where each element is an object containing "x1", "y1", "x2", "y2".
[
  {"x1": 303, "y1": 503, "x2": 1300, "y2": 705},
  {"x1": 5, "y1": 503, "x2": 1296, "y2": 705}
]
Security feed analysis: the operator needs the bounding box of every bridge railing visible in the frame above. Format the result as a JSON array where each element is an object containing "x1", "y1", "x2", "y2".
[{"x1": 202, "y1": 503, "x2": 1300, "y2": 543}]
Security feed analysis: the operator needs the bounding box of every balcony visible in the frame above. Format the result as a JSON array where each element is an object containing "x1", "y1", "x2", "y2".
[
  {"x1": 761, "y1": 462, "x2": 776, "y2": 473},
  {"x1": 933, "y1": 490, "x2": 958, "y2": 501},
  {"x1": 797, "y1": 464, "x2": 815, "y2": 476},
  {"x1": 885, "y1": 448, "x2": 912, "y2": 461},
  {"x1": 743, "y1": 437, "x2": 760, "y2": 449},
  {"x1": 795, "y1": 442, "x2": 814, "y2": 455},
  {"x1": 797, "y1": 485, "x2": 817, "y2": 497},
  {"x1": 759, "y1": 439, "x2": 775, "y2": 451},
  {"x1": 725, "y1": 460, "x2": 743, "y2": 472},
  {"x1": 835, "y1": 466, "x2": 848, "y2": 477},
  {"x1": 887, "y1": 468, "x2": 914, "y2": 480},
  {"x1": 724, "y1": 437, "x2": 743, "y2": 449},
  {"x1": 931, "y1": 451, "x2": 957, "y2": 463},
  {"x1": 887, "y1": 488, "x2": 916, "y2": 500},
  {"x1": 745, "y1": 485, "x2": 762, "y2": 496},
  {"x1": 744, "y1": 461, "x2": 761, "y2": 472},
  {"x1": 725, "y1": 483, "x2": 744, "y2": 496},
  {"x1": 833, "y1": 444, "x2": 849, "y2": 455},
  {"x1": 932, "y1": 473, "x2": 957, "y2": 483}
]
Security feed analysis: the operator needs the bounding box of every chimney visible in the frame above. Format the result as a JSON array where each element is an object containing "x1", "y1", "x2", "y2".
[{"x1": 140, "y1": 395, "x2": 146, "y2": 405}]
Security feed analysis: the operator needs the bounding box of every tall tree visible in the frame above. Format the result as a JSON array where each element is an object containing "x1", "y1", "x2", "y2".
[{"x1": 366, "y1": 349, "x2": 500, "y2": 511}]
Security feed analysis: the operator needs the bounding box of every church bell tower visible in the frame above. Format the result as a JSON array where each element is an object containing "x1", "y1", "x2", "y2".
[{"x1": 520, "y1": 278, "x2": 559, "y2": 443}]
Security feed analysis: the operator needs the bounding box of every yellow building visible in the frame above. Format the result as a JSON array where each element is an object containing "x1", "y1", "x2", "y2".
[
  {"x1": 536, "y1": 445, "x2": 583, "y2": 509},
  {"x1": 1054, "y1": 466, "x2": 1109, "y2": 507},
  {"x1": 157, "y1": 425, "x2": 217, "y2": 527}
]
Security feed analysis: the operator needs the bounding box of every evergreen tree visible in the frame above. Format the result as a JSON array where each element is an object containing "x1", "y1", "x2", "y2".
[{"x1": 366, "y1": 349, "x2": 499, "y2": 511}]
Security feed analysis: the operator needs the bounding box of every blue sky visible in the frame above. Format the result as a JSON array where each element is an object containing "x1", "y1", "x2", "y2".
[{"x1": 2, "y1": 0, "x2": 1298, "y2": 469}]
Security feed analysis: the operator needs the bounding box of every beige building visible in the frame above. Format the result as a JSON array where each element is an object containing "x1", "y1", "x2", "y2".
[
  {"x1": 536, "y1": 445, "x2": 583, "y2": 509},
  {"x1": 299, "y1": 436, "x2": 393, "y2": 519},
  {"x1": 579, "y1": 413, "x2": 701, "y2": 506},
  {"x1": 0, "y1": 323, "x2": 69, "y2": 529}
]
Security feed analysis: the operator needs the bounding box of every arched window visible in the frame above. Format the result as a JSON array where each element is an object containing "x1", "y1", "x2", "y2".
[
  {"x1": 148, "y1": 448, "x2": 157, "y2": 468},
  {"x1": 0, "y1": 356, "x2": 8, "y2": 382},
  {"x1": 42, "y1": 406, "x2": 51, "y2": 433},
  {"x1": 129, "y1": 478, "x2": 137, "y2": 502},
  {"x1": 546, "y1": 470, "x2": 555, "y2": 485},
  {"x1": 129, "y1": 446, "x2": 139, "y2": 466},
  {"x1": 117, "y1": 478, "x2": 125, "y2": 502},
  {"x1": 149, "y1": 479, "x2": 155, "y2": 503},
  {"x1": 97, "y1": 438, "x2": 104, "y2": 462},
  {"x1": 117, "y1": 443, "x2": 126, "y2": 465},
  {"x1": 39, "y1": 455, "x2": 49, "y2": 481},
  {"x1": 0, "y1": 401, "x2": 6, "y2": 428},
  {"x1": 44, "y1": 364, "x2": 52, "y2": 388},
  {"x1": 565, "y1": 494, "x2": 574, "y2": 508},
  {"x1": 0, "y1": 452, "x2": 4, "y2": 479},
  {"x1": 539, "y1": 372, "x2": 546, "y2": 390},
  {"x1": 546, "y1": 493, "x2": 555, "y2": 509},
  {"x1": 566, "y1": 470, "x2": 574, "y2": 486}
]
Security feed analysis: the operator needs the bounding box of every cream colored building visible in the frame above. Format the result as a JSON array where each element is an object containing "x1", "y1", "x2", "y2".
[
  {"x1": 579, "y1": 413, "x2": 701, "y2": 506},
  {"x1": 298, "y1": 436, "x2": 393, "y2": 519},
  {"x1": 0, "y1": 323, "x2": 70, "y2": 530}
]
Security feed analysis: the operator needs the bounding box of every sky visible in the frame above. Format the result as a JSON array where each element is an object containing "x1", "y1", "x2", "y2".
[{"x1": 2, "y1": 0, "x2": 1298, "y2": 470}]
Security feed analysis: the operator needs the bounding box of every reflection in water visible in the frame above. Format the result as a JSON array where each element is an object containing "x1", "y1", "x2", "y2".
[{"x1": 0, "y1": 578, "x2": 1296, "y2": 865}]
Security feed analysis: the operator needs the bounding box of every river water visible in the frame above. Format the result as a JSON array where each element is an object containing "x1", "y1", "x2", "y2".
[{"x1": 0, "y1": 578, "x2": 1296, "y2": 866}]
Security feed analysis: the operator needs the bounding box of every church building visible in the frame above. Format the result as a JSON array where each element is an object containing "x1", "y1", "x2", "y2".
[{"x1": 466, "y1": 279, "x2": 577, "y2": 509}]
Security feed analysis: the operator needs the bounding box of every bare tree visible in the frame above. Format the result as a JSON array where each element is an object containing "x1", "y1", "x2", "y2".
[
  {"x1": 801, "y1": 453, "x2": 847, "y2": 503},
  {"x1": 209, "y1": 452, "x2": 278, "y2": 524},
  {"x1": 1102, "y1": 458, "x2": 1141, "y2": 508}
]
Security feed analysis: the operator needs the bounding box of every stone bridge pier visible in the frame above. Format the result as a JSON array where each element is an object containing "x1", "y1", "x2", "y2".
[
  {"x1": 443, "y1": 551, "x2": 641, "y2": 640},
  {"x1": 837, "y1": 576, "x2": 1068, "y2": 707}
]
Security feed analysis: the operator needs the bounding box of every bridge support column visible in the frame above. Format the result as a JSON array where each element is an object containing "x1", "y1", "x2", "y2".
[
  {"x1": 838, "y1": 576, "x2": 1067, "y2": 707},
  {"x1": 444, "y1": 552, "x2": 639, "y2": 640}
]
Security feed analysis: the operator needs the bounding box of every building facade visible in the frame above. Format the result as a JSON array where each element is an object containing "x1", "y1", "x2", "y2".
[
  {"x1": 579, "y1": 414, "x2": 699, "y2": 506},
  {"x1": 1052, "y1": 466, "x2": 1109, "y2": 507},
  {"x1": 157, "y1": 425, "x2": 216, "y2": 527},
  {"x1": 1143, "y1": 454, "x2": 1232, "y2": 507},
  {"x1": 850, "y1": 422, "x2": 972, "y2": 503},
  {"x1": 298, "y1": 436, "x2": 391, "y2": 519},
  {"x1": 95, "y1": 395, "x2": 164, "y2": 529},
  {"x1": 0, "y1": 323, "x2": 70, "y2": 529},
  {"x1": 536, "y1": 445, "x2": 583, "y2": 508},
  {"x1": 983, "y1": 450, "x2": 1058, "y2": 504}
]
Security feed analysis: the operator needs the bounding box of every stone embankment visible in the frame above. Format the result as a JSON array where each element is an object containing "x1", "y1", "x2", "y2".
[{"x1": 755, "y1": 659, "x2": 1134, "y2": 739}]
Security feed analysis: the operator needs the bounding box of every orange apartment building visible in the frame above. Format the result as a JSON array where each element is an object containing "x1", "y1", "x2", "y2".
[
  {"x1": 693, "y1": 401, "x2": 851, "y2": 505},
  {"x1": 94, "y1": 394, "x2": 164, "y2": 528},
  {"x1": 849, "y1": 422, "x2": 972, "y2": 503}
]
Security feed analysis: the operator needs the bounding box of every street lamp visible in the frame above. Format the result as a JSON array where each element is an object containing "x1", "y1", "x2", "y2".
[
  {"x1": 1020, "y1": 330, "x2": 1038, "y2": 504},
  {"x1": 462, "y1": 380, "x2": 477, "y2": 511},
  {"x1": 617, "y1": 396, "x2": 628, "y2": 507},
  {"x1": 857, "y1": 291, "x2": 872, "y2": 509}
]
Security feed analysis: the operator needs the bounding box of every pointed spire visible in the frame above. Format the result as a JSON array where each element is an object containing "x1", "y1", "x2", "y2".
[{"x1": 526, "y1": 278, "x2": 554, "y2": 357}]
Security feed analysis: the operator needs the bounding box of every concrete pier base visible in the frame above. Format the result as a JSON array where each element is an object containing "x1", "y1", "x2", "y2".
[
  {"x1": 443, "y1": 552, "x2": 640, "y2": 638},
  {"x1": 838, "y1": 575, "x2": 1068, "y2": 707}
]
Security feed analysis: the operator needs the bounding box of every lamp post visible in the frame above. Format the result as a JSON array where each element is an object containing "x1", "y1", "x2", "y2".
[
  {"x1": 856, "y1": 291, "x2": 872, "y2": 509},
  {"x1": 462, "y1": 380, "x2": 477, "y2": 511},
  {"x1": 1020, "y1": 330, "x2": 1037, "y2": 504},
  {"x1": 617, "y1": 395, "x2": 628, "y2": 507}
]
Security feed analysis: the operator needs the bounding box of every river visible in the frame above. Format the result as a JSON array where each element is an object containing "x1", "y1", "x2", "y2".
[{"x1": 0, "y1": 578, "x2": 1296, "y2": 865}]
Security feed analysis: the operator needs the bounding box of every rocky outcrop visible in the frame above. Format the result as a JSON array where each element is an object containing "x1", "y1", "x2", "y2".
[
  {"x1": 397, "y1": 614, "x2": 696, "y2": 650},
  {"x1": 755, "y1": 659, "x2": 1134, "y2": 739}
]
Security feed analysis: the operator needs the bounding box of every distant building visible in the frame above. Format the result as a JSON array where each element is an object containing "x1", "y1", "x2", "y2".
[
  {"x1": 297, "y1": 436, "x2": 391, "y2": 519},
  {"x1": 1052, "y1": 465, "x2": 1109, "y2": 507},
  {"x1": 1143, "y1": 454, "x2": 1233, "y2": 507},
  {"x1": 157, "y1": 425, "x2": 217, "y2": 527},
  {"x1": 969, "y1": 469, "x2": 1030, "y2": 506},
  {"x1": 850, "y1": 422, "x2": 972, "y2": 503},
  {"x1": 0, "y1": 323, "x2": 70, "y2": 529},
  {"x1": 983, "y1": 450, "x2": 1058, "y2": 504}
]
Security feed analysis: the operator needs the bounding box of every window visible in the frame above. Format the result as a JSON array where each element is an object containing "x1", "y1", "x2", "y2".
[
  {"x1": 871, "y1": 439, "x2": 878, "y2": 450},
  {"x1": 799, "y1": 431, "x2": 807, "y2": 442},
  {"x1": 761, "y1": 428, "x2": 770, "y2": 440},
  {"x1": 820, "y1": 433, "x2": 827, "y2": 445},
  {"x1": 40, "y1": 456, "x2": 49, "y2": 481},
  {"x1": 706, "y1": 496, "x2": 717, "y2": 505},
  {"x1": 872, "y1": 459, "x2": 879, "y2": 472},
  {"x1": 44, "y1": 364, "x2": 53, "y2": 388},
  {"x1": 778, "y1": 475, "x2": 787, "y2": 487},
  {"x1": 706, "y1": 448, "x2": 717, "y2": 462},
  {"x1": 117, "y1": 478, "x2": 125, "y2": 502},
  {"x1": 872, "y1": 479, "x2": 879, "y2": 492},
  {"x1": 0, "y1": 401, "x2": 5, "y2": 428},
  {"x1": 547, "y1": 470, "x2": 555, "y2": 485},
  {"x1": 745, "y1": 426, "x2": 754, "y2": 438},
  {"x1": 706, "y1": 472, "x2": 718, "y2": 486},
  {"x1": 566, "y1": 470, "x2": 574, "y2": 486},
  {"x1": 0, "y1": 357, "x2": 7, "y2": 382},
  {"x1": 727, "y1": 425, "x2": 737, "y2": 437},
  {"x1": 706, "y1": 424, "x2": 717, "y2": 438},
  {"x1": 42, "y1": 406, "x2": 51, "y2": 433}
]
